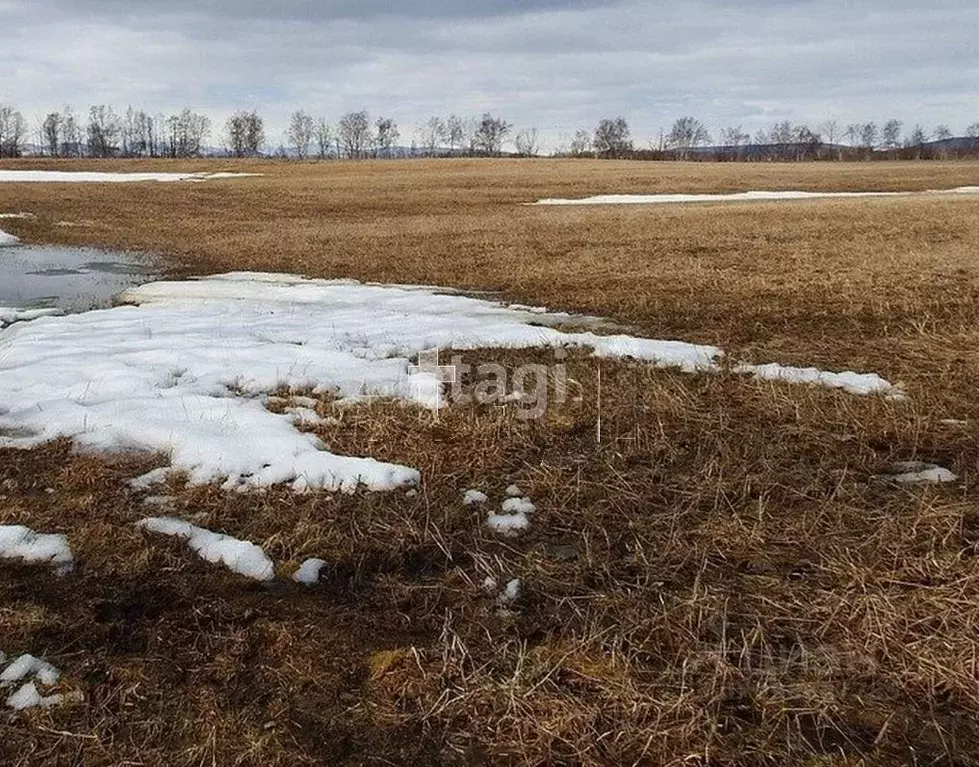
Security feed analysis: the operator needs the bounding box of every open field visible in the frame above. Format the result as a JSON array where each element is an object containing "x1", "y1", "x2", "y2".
[{"x1": 1, "y1": 159, "x2": 979, "y2": 765}]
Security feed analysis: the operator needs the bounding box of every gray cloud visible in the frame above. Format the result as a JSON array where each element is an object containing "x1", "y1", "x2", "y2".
[{"x1": 2, "y1": 0, "x2": 977, "y2": 150}]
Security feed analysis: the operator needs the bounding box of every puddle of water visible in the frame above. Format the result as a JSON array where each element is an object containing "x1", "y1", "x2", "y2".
[{"x1": 0, "y1": 244, "x2": 159, "y2": 314}]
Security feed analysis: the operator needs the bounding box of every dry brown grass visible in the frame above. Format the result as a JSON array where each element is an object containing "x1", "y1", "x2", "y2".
[{"x1": 1, "y1": 159, "x2": 979, "y2": 765}]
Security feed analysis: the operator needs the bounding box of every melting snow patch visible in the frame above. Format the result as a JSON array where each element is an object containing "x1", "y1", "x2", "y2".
[
  {"x1": 0, "y1": 525, "x2": 74, "y2": 574},
  {"x1": 1, "y1": 654, "x2": 60, "y2": 686},
  {"x1": 0, "y1": 228, "x2": 20, "y2": 247},
  {"x1": 502, "y1": 497, "x2": 536, "y2": 515},
  {"x1": 463, "y1": 489, "x2": 489, "y2": 506},
  {"x1": 735, "y1": 363, "x2": 904, "y2": 399},
  {"x1": 1, "y1": 654, "x2": 63, "y2": 711},
  {"x1": 292, "y1": 557, "x2": 328, "y2": 585},
  {"x1": 5, "y1": 682, "x2": 62, "y2": 711},
  {"x1": 0, "y1": 307, "x2": 62, "y2": 326},
  {"x1": 484, "y1": 577, "x2": 522, "y2": 616},
  {"x1": 0, "y1": 171, "x2": 262, "y2": 184},
  {"x1": 137, "y1": 517, "x2": 275, "y2": 581},
  {"x1": 505, "y1": 484, "x2": 524, "y2": 497},
  {"x1": 0, "y1": 272, "x2": 902, "y2": 493},
  {"x1": 486, "y1": 511, "x2": 531, "y2": 537},
  {"x1": 533, "y1": 187, "x2": 979, "y2": 206},
  {"x1": 884, "y1": 462, "x2": 958, "y2": 484},
  {"x1": 286, "y1": 406, "x2": 325, "y2": 427}
]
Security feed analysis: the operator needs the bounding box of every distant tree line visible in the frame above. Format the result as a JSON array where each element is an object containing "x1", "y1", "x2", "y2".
[
  {"x1": 1, "y1": 100, "x2": 978, "y2": 162},
  {"x1": 561, "y1": 116, "x2": 979, "y2": 162}
]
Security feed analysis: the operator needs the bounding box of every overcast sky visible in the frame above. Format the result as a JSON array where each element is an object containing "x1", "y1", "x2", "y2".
[{"x1": 2, "y1": 0, "x2": 977, "y2": 149}]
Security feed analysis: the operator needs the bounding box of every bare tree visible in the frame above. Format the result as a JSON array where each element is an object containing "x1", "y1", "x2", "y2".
[
  {"x1": 967, "y1": 123, "x2": 979, "y2": 139},
  {"x1": 445, "y1": 115, "x2": 467, "y2": 154},
  {"x1": 860, "y1": 122, "x2": 878, "y2": 151},
  {"x1": 908, "y1": 125, "x2": 928, "y2": 146},
  {"x1": 769, "y1": 121, "x2": 793, "y2": 144},
  {"x1": 720, "y1": 126, "x2": 750, "y2": 146},
  {"x1": 593, "y1": 117, "x2": 632, "y2": 158},
  {"x1": 59, "y1": 107, "x2": 82, "y2": 157},
  {"x1": 0, "y1": 105, "x2": 26, "y2": 158},
  {"x1": 843, "y1": 124, "x2": 861, "y2": 147},
  {"x1": 225, "y1": 110, "x2": 264, "y2": 157},
  {"x1": 568, "y1": 129, "x2": 591, "y2": 156},
  {"x1": 473, "y1": 113, "x2": 511, "y2": 156},
  {"x1": 514, "y1": 127, "x2": 541, "y2": 156},
  {"x1": 374, "y1": 117, "x2": 399, "y2": 158},
  {"x1": 87, "y1": 105, "x2": 120, "y2": 158},
  {"x1": 338, "y1": 110, "x2": 371, "y2": 159},
  {"x1": 818, "y1": 119, "x2": 840, "y2": 145},
  {"x1": 666, "y1": 116, "x2": 710, "y2": 158},
  {"x1": 314, "y1": 118, "x2": 333, "y2": 159},
  {"x1": 287, "y1": 110, "x2": 315, "y2": 159},
  {"x1": 418, "y1": 116, "x2": 446, "y2": 156},
  {"x1": 934, "y1": 124, "x2": 953, "y2": 140},
  {"x1": 881, "y1": 119, "x2": 902, "y2": 150},
  {"x1": 41, "y1": 112, "x2": 62, "y2": 157}
]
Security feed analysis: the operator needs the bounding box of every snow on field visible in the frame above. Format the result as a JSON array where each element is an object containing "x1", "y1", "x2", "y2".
[
  {"x1": 293, "y1": 557, "x2": 328, "y2": 585},
  {"x1": 884, "y1": 462, "x2": 958, "y2": 484},
  {"x1": 487, "y1": 490, "x2": 536, "y2": 536},
  {"x1": 502, "y1": 497, "x2": 536, "y2": 515},
  {"x1": 0, "y1": 307, "x2": 62, "y2": 326},
  {"x1": 0, "y1": 525, "x2": 74, "y2": 574},
  {"x1": 0, "y1": 228, "x2": 19, "y2": 246},
  {"x1": 1, "y1": 653, "x2": 63, "y2": 710},
  {"x1": 0, "y1": 272, "x2": 903, "y2": 494},
  {"x1": 0, "y1": 171, "x2": 261, "y2": 184},
  {"x1": 735, "y1": 363, "x2": 901, "y2": 398},
  {"x1": 463, "y1": 489, "x2": 489, "y2": 505},
  {"x1": 486, "y1": 511, "x2": 531, "y2": 536},
  {"x1": 137, "y1": 517, "x2": 276, "y2": 580},
  {"x1": 534, "y1": 186, "x2": 979, "y2": 206}
]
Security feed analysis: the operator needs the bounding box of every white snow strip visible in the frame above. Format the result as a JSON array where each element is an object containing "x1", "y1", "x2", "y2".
[
  {"x1": 534, "y1": 187, "x2": 979, "y2": 206},
  {"x1": 0, "y1": 228, "x2": 20, "y2": 246},
  {"x1": 0, "y1": 212, "x2": 34, "y2": 220},
  {"x1": 735, "y1": 363, "x2": 904, "y2": 398},
  {"x1": 0, "y1": 526, "x2": 74, "y2": 574},
  {"x1": 285, "y1": 406, "x2": 325, "y2": 427},
  {"x1": 497, "y1": 578, "x2": 521, "y2": 606},
  {"x1": 0, "y1": 307, "x2": 62, "y2": 326},
  {"x1": 463, "y1": 489, "x2": 489, "y2": 506},
  {"x1": 137, "y1": 517, "x2": 275, "y2": 581},
  {"x1": 0, "y1": 272, "x2": 901, "y2": 493},
  {"x1": 885, "y1": 463, "x2": 958, "y2": 484},
  {"x1": 502, "y1": 497, "x2": 536, "y2": 515},
  {"x1": 486, "y1": 511, "x2": 531, "y2": 537},
  {"x1": 0, "y1": 171, "x2": 261, "y2": 184},
  {"x1": 1, "y1": 653, "x2": 63, "y2": 711},
  {"x1": 292, "y1": 557, "x2": 328, "y2": 585},
  {"x1": 5, "y1": 682, "x2": 63, "y2": 711},
  {"x1": 0, "y1": 654, "x2": 60, "y2": 686}
]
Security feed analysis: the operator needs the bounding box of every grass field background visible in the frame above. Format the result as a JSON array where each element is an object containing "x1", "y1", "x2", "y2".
[{"x1": 1, "y1": 159, "x2": 978, "y2": 765}]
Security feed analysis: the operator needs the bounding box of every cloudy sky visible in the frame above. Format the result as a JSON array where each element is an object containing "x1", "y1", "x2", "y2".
[{"x1": 2, "y1": 0, "x2": 977, "y2": 149}]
